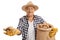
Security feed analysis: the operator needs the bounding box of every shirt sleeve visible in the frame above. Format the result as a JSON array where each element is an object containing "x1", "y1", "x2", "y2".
[
  {"x1": 39, "y1": 16, "x2": 45, "y2": 24},
  {"x1": 17, "y1": 18, "x2": 23, "y2": 35}
]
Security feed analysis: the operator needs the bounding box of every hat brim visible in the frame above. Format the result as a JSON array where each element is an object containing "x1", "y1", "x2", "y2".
[{"x1": 22, "y1": 5, "x2": 38, "y2": 11}]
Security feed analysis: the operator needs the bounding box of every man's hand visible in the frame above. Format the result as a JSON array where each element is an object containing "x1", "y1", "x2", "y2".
[{"x1": 3, "y1": 26, "x2": 21, "y2": 36}]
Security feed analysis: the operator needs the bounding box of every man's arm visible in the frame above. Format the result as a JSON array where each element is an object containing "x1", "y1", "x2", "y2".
[{"x1": 17, "y1": 18, "x2": 23, "y2": 35}]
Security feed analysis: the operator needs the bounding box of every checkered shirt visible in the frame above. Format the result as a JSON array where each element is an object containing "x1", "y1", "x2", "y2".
[{"x1": 17, "y1": 15, "x2": 45, "y2": 40}]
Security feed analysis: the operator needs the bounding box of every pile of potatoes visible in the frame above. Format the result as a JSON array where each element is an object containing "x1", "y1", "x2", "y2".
[
  {"x1": 3, "y1": 26, "x2": 21, "y2": 36},
  {"x1": 37, "y1": 23, "x2": 52, "y2": 29}
]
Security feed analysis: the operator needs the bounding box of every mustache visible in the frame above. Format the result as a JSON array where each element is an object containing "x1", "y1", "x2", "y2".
[{"x1": 28, "y1": 11, "x2": 32, "y2": 13}]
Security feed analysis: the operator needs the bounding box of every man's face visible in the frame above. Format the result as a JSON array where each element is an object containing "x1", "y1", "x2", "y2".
[{"x1": 26, "y1": 6, "x2": 35, "y2": 17}]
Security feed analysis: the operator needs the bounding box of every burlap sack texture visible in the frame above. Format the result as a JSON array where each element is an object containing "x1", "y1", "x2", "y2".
[{"x1": 36, "y1": 24, "x2": 57, "y2": 40}]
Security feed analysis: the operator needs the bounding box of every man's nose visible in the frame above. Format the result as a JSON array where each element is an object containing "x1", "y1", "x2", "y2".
[{"x1": 29, "y1": 9, "x2": 31, "y2": 12}]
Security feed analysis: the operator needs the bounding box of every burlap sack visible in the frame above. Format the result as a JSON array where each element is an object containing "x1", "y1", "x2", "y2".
[{"x1": 36, "y1": 25, "x2": 55, "y2": 40}]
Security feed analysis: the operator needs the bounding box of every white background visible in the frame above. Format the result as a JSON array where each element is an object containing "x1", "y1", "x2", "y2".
[{"x1": 0, "y1": 0, "x2": 60, "y2": 40}]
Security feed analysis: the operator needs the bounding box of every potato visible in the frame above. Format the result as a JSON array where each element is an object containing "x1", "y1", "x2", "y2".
[
  {"x1": 3, "y1": 27, "x2": 21, "y2": 36},
  {"x1": 49, "y1": 28, "x2": 58, "y2": 38},
  {"x1": 37, "y1": 23, "x2": 52, "y2": 29}
]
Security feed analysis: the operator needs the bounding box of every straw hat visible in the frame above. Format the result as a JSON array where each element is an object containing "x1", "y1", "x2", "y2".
[{"x1": 22, "y1": 1, "x2": 38, "y2": 11}]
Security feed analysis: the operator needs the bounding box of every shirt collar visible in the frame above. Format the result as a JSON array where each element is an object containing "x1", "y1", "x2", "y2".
[{"x1": 25, "y1": 15, "x2": 36, "y2": 20}]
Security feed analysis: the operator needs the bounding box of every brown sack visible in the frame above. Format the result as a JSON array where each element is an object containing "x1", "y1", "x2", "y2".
[{"x1": 36, "y1": 24, "x2": 55, "y2": 40}]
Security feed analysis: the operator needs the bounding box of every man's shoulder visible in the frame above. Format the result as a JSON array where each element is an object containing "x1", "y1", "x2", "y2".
[
  {"x1": 34, "y1": 15, "x2": 45, "y2": 23},
  {"x1": 19, "y1": 16, "x2": 26, "y2": 21},
  {"x1": 34, "y1": 15, "x2": 43, "y2": 19}
]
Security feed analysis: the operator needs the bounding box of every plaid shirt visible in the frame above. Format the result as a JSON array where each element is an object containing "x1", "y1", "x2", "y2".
[{"x1": 17, "y1": 15, "x2": 45, "y2": 40}]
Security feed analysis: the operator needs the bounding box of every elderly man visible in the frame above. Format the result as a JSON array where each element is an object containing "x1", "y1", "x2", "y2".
[
  {"x1": 17, "y1": 1, "x2": 46, "y2": 40},
  {"x1": 4, "y1": 1, "x2": 57, "y2": 40}
]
